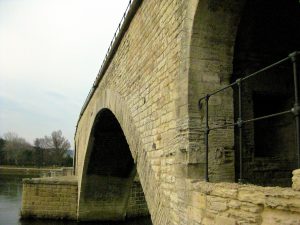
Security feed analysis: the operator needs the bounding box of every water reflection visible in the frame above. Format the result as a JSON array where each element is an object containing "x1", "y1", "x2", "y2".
[
  {"x1": 0, "y1": 174, "x2": 152, "y2": 225},
  {"x1": 0, "y1": 174, "x2": 24, "y2": 197},
  {"x1": 0, "y1": 174, "x2": 29, "y2": 225}
]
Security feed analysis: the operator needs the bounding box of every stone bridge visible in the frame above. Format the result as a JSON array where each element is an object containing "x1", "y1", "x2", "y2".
[{"x1": 22, "y1": 0, "x2": 300, "y2": 224}]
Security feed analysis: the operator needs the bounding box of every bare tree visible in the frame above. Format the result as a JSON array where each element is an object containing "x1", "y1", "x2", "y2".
[
  {"x1": 50, "y1": 130, "x2": 70, "y2": 165},
  {"x1": 3, "y1": 132, "x2": 32, "y2": 165},
  {"x1": 34, "y1": 137, "x2": 51, "y2": 149},
  {"x1": 34, "y1": 130, "x2": 70, "y2": 166}
]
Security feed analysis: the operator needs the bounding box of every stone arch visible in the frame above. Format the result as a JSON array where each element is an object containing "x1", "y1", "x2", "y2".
[
  {"x1": 232, "y1": 0, "x2": 300, "y2": 186},
  {"x1": 77, "y1": 90, "x2": 150, "y2": 221},
  {"x1": 188, "y1": 0, "x2": 245, "y2": 182},
  {"x1": 86, "y1": 109, "x2": 134, "y2": 178},
  {"x1": 77, "y1": 89, "x2": 141, "y2": 182}
]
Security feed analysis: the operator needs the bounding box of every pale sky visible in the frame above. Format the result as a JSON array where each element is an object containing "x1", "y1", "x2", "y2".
[{"x1": 0, "y1": 0, "x2": 130, "y2": 148}]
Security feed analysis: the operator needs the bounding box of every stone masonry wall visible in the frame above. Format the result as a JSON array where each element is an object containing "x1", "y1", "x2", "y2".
[
  {"x1": 186, "y1": 0, "x2": 244, "y2": 184},
  {"x1": 127, "y1": 179, "x2": 149, "y2": 218},
  {"x1": 24, "y1": 172, "x2": 149, "y2": 221},
  {"x1": 21, "y1": 176, "x2": 78, "y2": 220},
  {"x1": 184, "y1": 169, "x2": 300, "y2": 225},
  {"x1": 75, "y1": 0, "x2": 192, "y2": 223}
]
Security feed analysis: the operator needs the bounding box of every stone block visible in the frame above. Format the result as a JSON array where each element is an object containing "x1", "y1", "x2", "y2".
[
  {"x1": 227, "y1": 208, "x2": 261, "y2": 224},
  {"x1": 240, "y1": 202, "x2": 263, "y2": 213},
  {"x1": 211, "y1": 183, "x2": 238, "y2": 199},
  {"x1": 190, "y1": 191, "x2": 206, "y2": 209},
  {"x1": 265, "y1": 196, "x2": 300, "y2": 212},
  {"x1": 238, "y1": 186, "x2": 265, "y2": 205},
  {"x1": 187, "y1": 205, "x2": 203, "y2": 223},
  {"x1": 215, "y1": 215, "x2": 237, "y2": 225},
  {"x1": 207, "y1": 196, "x2": 228, "y2": 212},
  {"x1": 262, "y1": 208, "x2": 300, "y2": 225},
  {"x1": 292, "y1": 169, "x2": 300, "y2": 191},
  {"x1": 228, "y1": 200, "x2": 241, "y2": 209}
]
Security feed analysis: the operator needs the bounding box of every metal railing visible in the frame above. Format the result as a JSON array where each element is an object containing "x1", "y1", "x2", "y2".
[
  {"x1": 198, "y1": 51, "x2": 299, "y2": 183},
  {"x1": 79, "y1": 0, "x2": 133, "y2": 118},
  {"x1": 99, "y1": 0, "x2": 132, "y2": 74}
]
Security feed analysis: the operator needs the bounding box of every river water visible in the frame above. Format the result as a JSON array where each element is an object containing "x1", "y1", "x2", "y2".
[{"x1": 0, "y1": 174, "x2": 152, "y2": 225}]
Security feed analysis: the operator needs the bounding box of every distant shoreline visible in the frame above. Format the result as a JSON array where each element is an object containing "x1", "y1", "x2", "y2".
[{"x1": 0, "y1": 166, "x2": 64, "y2": 176}]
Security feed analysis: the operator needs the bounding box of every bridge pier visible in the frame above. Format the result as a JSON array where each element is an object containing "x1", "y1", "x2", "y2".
[
  {"x1": 21, "y1": 176, "x2": 78, "y2": 220},
  {"x1": 78, "y1": 175, "x2": 133, "y2": 221},
  {"x1": 78, "y1": 172, "x2": 149, "y2": 221},
  {"x1": 21, "y1": 174, "x2": 149, "y2": 221}
]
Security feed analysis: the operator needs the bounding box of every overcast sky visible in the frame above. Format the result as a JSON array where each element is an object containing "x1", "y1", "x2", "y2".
[{"x1": 0, "y1": 0, "x2": 130, "y2": 148}]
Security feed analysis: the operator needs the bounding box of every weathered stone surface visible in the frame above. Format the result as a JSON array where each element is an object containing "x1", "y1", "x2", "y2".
[
  {"x1": 23, "y1": 176, "x2": 78, "y2": 185},
  {"x1": 292, "y1": 169, "x2": 300, "y2": 191},
  {"x1": 190, "y1": 191, "x2": 206, "y2": 209},
  {"x1": 185, "y1": 179, "x2": 300, "y2": 225},
  {"x1": 211, "y1": 183, "x2": 239, "y2": 199},
  {"x1": 21, "y1": 176, "x2": 78, "y2": 220},
  {"x1": 261, "y1": 208, "x2": 300, "y2": 225},
  {"x1": 215, "y1": 215, "x2": 237, "y2": 225},
  {"x1": 238, "y1": 186, "x2": 265, "y2": 205}
]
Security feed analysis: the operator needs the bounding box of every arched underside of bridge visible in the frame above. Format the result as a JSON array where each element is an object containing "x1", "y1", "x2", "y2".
[
  {"x1": 76, "y1": 88, "x2": 170, "y2": 223},
  {"x1": 78, "y1": 108, "x2": 149, "y2": 221}
]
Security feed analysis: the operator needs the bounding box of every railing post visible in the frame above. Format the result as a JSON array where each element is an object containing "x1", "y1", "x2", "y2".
[
  {"x1": 236, "y1": 78, "x2": 244, "y2": 183},
  {"x1": 205, "y1": 95, "x2": 210, "y2": 182},
  {"x1": 290, "y1": 52, "x2": 300, "y2": 168},
  {"x1": 198, "y1": 52, "x2": 299, "y2": 184}
]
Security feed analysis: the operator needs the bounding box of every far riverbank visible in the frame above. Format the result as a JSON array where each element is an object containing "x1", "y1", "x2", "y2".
[{"x1": 0, "y1": 166, "x2": 72, "y2": 176}]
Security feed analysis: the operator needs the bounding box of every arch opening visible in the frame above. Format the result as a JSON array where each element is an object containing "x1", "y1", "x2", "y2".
[
  {"x1": 232, "y1": 0, "x2": 300, "y2": 186},
  {"x1": 79, "y1": 109, "x2": 149, "y2": 221},
  {"x1": 87, "y1": 109, "x2": 134, "y2": 178}
]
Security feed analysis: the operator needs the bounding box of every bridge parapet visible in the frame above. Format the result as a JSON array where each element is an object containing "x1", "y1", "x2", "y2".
[{"x1": 185, "y1": 171, "x2": 300, "y2": 224}]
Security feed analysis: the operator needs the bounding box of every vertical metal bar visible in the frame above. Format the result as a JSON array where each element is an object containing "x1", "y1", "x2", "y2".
[
  {"x1": 290, "y1": 52, "x2": 300, "y2": 167},
  {"x1": 237, "y1": 79, "x2": 244, "y2": 183},
  {"x1": 205, "y1": 95, "x2": 210, "y2": 182}
]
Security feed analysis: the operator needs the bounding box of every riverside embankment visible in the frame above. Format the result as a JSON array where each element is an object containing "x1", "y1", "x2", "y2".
[{"x1": 0, "y1": 166, "x2": 73, "y2": 176}]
